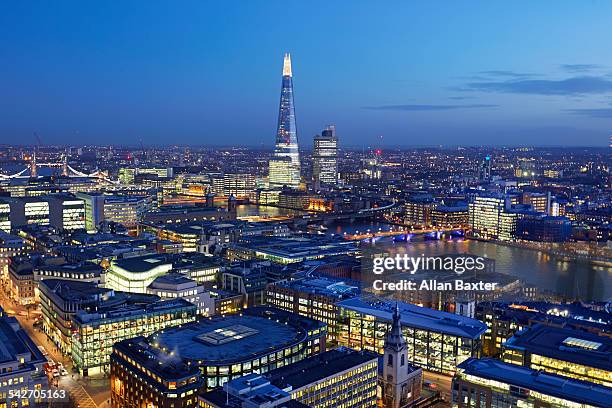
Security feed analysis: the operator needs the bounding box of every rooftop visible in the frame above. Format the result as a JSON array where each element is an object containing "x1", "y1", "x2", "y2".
[
  {"x1": 39, "y1": 279, "x2": 111, "y2": 302},
  {"x1": 458, "y1": 358, "x2": 612, "y2": 406},
  {"x1": 149, "y1": 307, "x2": 325, "y2": 365},
  {"x1": 272, "y1": 276, "x2": 360, "y2": 300},
  {"x1": 0, "y1": 315, "x2": 46, "y2": 366},
  {"x1": 112, "y1": 253, "x2": 173, "y2": 273},
  {"x1": 267, "y1": 347, "x2": 378, "y2": 390},
  {"x1": 338, "y1": 296, "x2": 487, "y2": 339},
  {"x1": 113, "y1": 336, "x2": 200, "y2": 382},
  {"x1": 504, "y1": 324, "x2": 612, "y2": 371}
]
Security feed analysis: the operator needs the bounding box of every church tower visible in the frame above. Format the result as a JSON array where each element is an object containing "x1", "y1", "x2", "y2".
[{"x1": 382, "y1": 304, "x2": 412, "y2": 408}]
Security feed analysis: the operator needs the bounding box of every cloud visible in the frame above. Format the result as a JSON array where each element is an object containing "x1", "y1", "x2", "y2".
[
  {"x1": 560, "y1": 64, "x2": 601, "y2": 73},
  {"x1": 565, "y1": 107, "x2": 612, "y2": 118},
  {"x1": 362, "y1": 104, "x2": 498, "y2": 111},
  {"x1": 466, "y1": 76, "x2": 612, "y2": 95},
  {"x1": 479, "y1": 70, "x2": 535, "y2": 78},
  {"x1": 447, "y1": 96, "x2": 475, "y2": 100}
]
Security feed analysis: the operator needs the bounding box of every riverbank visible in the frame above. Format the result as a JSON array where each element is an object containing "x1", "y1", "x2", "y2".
[{"x1": 469, "y1": 237, "x2": 612, "y2": 267}]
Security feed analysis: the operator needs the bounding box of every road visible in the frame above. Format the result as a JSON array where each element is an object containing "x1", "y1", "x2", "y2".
[
  {"x1": 0, "y1": 288, "x2": 105, "y2": 408},
  {"x1": 423, "y1": 371, "x2": 453, "y2": 406}
]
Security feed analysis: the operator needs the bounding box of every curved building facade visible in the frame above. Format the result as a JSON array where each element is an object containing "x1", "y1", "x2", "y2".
[{"x1": 146, "y1": 307, "x2": 326, "y2": 390}]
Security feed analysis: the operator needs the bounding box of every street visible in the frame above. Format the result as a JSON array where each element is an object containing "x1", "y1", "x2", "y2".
[{"x1": 0, "y1": 288, "x2": 109, "y2": 407}]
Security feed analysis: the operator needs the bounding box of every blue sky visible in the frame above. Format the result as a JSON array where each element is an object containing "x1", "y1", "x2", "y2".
[{"x1": 1, "y1": 1, "x2": 612, "y2": 147}]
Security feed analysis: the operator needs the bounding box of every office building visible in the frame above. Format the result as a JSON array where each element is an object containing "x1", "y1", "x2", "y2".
[
  {"x1": 266, "y1": 276, "x2": 359, "y2": 344},
  {"x1": 103, "y1": 195, "x2": 151, "y2": 227},
  {"x1": 0, "y1": 231, "x2": 25, "y2": 280},
  {"x1": 147, "y1": 272, "x2": 212, "y2": 315},
  {"x1": 46, "y1": 194, "x2": 86, "y2": 231},
  {"x1": 0, "y1": 311, "x2": 49, "y2": 408},
  {"x1": 269, "y1": 53, "x2": 301, "y2": 189},
  {"x1": 0, "y1": 199, "x2": 10, "y2": 232},
  {"x1": 111, "y1": 336, "x2": 203, "y2": 408},
  {"x1": 337, "y1": 297, "x2": 487, "y2": 375},
  {"x1": 199, "y1": 374, "x2": 309, "y2": 408},
  {"x1": 5, "y1": 196, "x2": 50, "y2": 227},
  {"x1": 476, "y1": 301, "x2": 611, "y2": 357},
  {"x1": 522, "y1": 191, "x2": 551, "y2": 214},
  {"x1": 137, "y1": 307, "x2": 326, "y2": 390},
  {"x1": 39, "y1": 279, "x2": 113, "y2": 355},
  {"x1": 141, "y1": 204, "x2": 234, "y2": 225},
  {"x1": 76, "y1": 192, "x2": 105, "y2": 231},
  {"x1": 277, "y1": 189, "x2": 316, "y2": 210},
  {"x1": 76, "y1": 192, "x2": 151, "y2": 228},
  {"x1": 478, "y1": 156, "x2": 492, "y2": 181},
  {"x1": 105, "y1": 253, "x2": 174, "y2": 293},
  {"x1": 468, "y1": 195, "x2": 506, "y2": 240},
  {"x1": 266, "y1": 348, "x2": 378, "y2": 408},
  {"x1": 516, "y1": 216, "x2": 572, "y2": 242},
  {"x1": 34, "y1": 261, "x2": 102, "y2": 284},
  {"x1": 312, "y1": 125, "x2": 338, "y2": 189},
  {"x1": 223, "y1": 173, "x2": 256, "y2": 199},
  {"x1": 8, "y1": 254, "x2": 65, "y2": 305},
  {"x1": 431, "y1": 204, "x2": 469, "y2": 227},
  {"x1": 222, "y1": 264, "x2": 268, "y2": 307},
  {"x1": 452, "y1": 358, "x2": 610, "y2": 408},
  {"x1": 72, "y1": 297, "x2": 196, "y2": 376},
  {"x1": 502, "y1": 324, "x2": 612, "y2": 387},
  {"x1": 227, "y1": 236, "x2": 358, "y2": 264},
  {"x1": 118, "y1": 167, "x2": 174, "y2": 184},
  {"x1": 404, "y1": 195, "x2": 435, "y2": 226}
]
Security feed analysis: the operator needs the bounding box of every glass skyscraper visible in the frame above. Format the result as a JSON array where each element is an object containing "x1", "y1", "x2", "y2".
[
  {"x1": 269, "y1": 53, "x2": 301, "y2": 189},
  {"x1": 313, "y1": 125, "x2": 338, "y2": 189}
]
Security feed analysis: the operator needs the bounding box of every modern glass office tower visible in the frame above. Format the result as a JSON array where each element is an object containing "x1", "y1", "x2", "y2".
[
  {"x1": 313, "y1": 125, "x2": 338, "y2": 189},
  {"x1": 269, "y1": 53, "x2": 301, "y2": 189}
]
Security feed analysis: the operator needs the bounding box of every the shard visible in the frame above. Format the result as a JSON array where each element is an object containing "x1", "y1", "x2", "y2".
[{"x1": 269, "y1": 53, "x2": 301, "y2": 189}]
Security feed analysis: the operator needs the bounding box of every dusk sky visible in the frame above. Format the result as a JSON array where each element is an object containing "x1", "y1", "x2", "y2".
[{"x1": 2, "y1": 1, "x2": 612, "y2": 147}]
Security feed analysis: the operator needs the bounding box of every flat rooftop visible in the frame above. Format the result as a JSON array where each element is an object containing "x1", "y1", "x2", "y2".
[
  {"x1": 150, "y1": 272, "x2": 194, "y2": 286},
  {"x1": 267, "y1": 348, "x2": 378, "y2": 389},
  {"x1": 202, "y1": 388, "x2": 309, "y2": 408},
  {"x1": 112, "y1": 254, "x2": 173, "y2": 273},
  {"x1": 504, "y1": 324, "x2": 612, "y2": 371},
  {"x1": 0, "y1": 316, "x2": 46, "y2": 366},
  {"x1": 273, "y1": 277, "x2": 360, "y2": 299},
  {"x1": 40, "y1": 279, "x2": 110, "y2": 302},
  {"x1": 150, "y1": 307, "x2": 324, "y2": 365},
  {"x1": 113, "y1": 336, "x2": 200, "y2": 382},
  {"x1": 338, "y1": 296, "x2": 487, "y2": 339},
  {"x1": 458, "y1": 358, "x2": 612, "y2": 407}
]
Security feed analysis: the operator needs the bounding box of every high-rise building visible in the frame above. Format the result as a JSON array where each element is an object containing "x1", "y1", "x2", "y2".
[
  {"x1": 269, "y1": 53, "x2": 301, "y2": 189},
  {"x1": 468, "y1": 195, "x2": 506, "y2": 240},
  {"x1": 313, "y1": 125, "x2": 338, "y2": 189},
  {"x1": 479, "y1": 155, "x2": 492, "y2": 181}
]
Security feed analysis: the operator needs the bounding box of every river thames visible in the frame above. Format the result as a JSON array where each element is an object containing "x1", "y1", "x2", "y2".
[{"x1": 235, "y1": 206, "x2": 611, "y2": 302}]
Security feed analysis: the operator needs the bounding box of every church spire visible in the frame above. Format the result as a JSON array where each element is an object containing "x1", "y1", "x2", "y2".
[{"x1": 385, "y1": 303, "x2": 407, "y2": 352}]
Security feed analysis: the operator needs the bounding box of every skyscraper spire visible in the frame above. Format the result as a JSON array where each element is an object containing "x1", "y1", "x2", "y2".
[
  {"x1": 269, "y1": 53, "x2": 301, "y2": 189},
  {"x1": 283, "y1": 53, "x2": 292, "y2": 77}
]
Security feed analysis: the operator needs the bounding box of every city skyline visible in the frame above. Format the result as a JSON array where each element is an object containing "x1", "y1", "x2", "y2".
[{"x1": 1, "y1": 2, "x2": 612, "y2": 147}]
